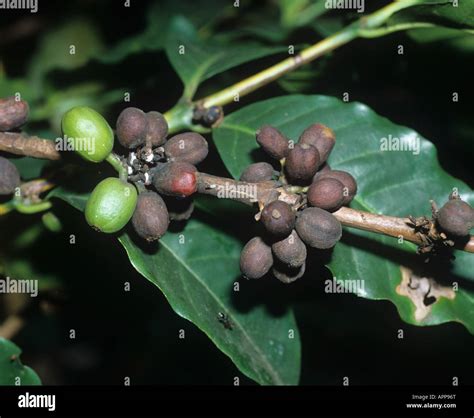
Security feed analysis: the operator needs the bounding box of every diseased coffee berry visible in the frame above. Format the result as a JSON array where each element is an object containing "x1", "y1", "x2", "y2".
[
  {"x1": 85, "y1": 178, "x2": 137, "y2": 233},
  {"x1": 299, "y1": 123, "x2": 335, "y2": 163},
  {"x1": 312, "y1": 162, "x2": 331, "y2": 182},
  {"x1": 240, "y1": 162, "x2": 275, "y2": 182},
  {"x1": 295, "y1": 207, "x2": 342, "y2": 249},
  {"x1": 318, "y1": 170, "x2": 357, "y2": 205},
  {"x1": 145, "y1": 111, "x2": 168, "y2": 147},
  {"x1": 152, "y1": 162, "x2": 197, "y2": 197},
  {"x1": 437, "y1": 198, "x2": 474, "y2": 237},
  {"x1": 307, "y1": 177, "x2": 345, "y2": 212},
  {"x1": 261, "y1": 200, "x2": 295, "y2": 238},
  {"x1": 285, "y1": 143, "x2": 320, "y2": 183},
  {"x1": 164, "y1": 196, "x2": 194, "y2": 221},
  {"x1": 116, "y1": 107, "x2": 147, "y2": 149},
  {"x1": 256, "y1": 125, "x2": 290, "y2": 160},
  {"x1": 272, "y1": 230, "x2": 307, "y2": 268},
  {"x1": 132, "y1": 191, "x2": 169, "y2": 241},
  {"x1": 272, "y1": 262, "x2": 306, "y2": 284},
  {"x1": 61, "y1": 106, "x2": 114, "y2": 162},
  {"x1": 163, "y1": 132, "x2": 208, "y2": 165},
  {"x1": 0, "y1": 156, "x2": 20, "y2": 195},
  {"x1": 0, "y1": 96, "x2": 29, "y2": 131},
  {"x1": 240, "y1": 236, "x2": 273, "y2": 279}
]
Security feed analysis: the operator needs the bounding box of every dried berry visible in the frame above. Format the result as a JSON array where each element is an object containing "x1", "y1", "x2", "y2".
[
  {"x1": 261, "y1": 200, "x2": 295, "y2": 238},
  {"x1": 307, "y1": 177, "x2": 345, "y2": 212},
  {"x1": 0, "y1": 156, "x2": 20, "y2": 195},
  {"x1": 152, "y1": 162, "x2": 197, "y2": 197},
  {"x1": 163, "y1": 132, "x2": 208, "y2": 165},
  {"x1": 85, "y1": 178, "x2": 137, "y2": 233},
  {"x1": 61, "y1": 106, "x2": 114, "y2": 162},
  {"x1": 0, "y1": 96, "x2": 29, "y2": 131},
  {"x1": 272, "y1": 230, "x2": 307, "y2": 268},
  {"x1": 437, "y1": 198, "x2": 474, "y2": 237},
  {"x1": 256, "y1": 125, "x2": 290, "y2": 160},
  {"x1": 299, "y1": 123, "x2": 335, "y2": 163},
  {"x1": 318, "y1": 170, "x2": 357, "y2": 205},
  {"x1": 295, "y1": 207, "x2": 342, "y2": 249},
  {"x1": 165, "y1": 196, "x2": 195, "y2": 221},
  {"x1": 240, "y1": 162, "x2": 275, "y2": 182},
  {"x1": 312, "y1": 162, "x2": 331, "y2": 182},
  {"x1": 240, "y1": 236, "x2": 273, "y2": 279},
  {"x1": 132, "y1": 191, "x2": 169, "y2": 241},
  {"x1": 116, "y1": 107, "x2": 148, "y2": 149},
  {"x1": 285, "y1": 143, "x2": 320, "y2": 183},
  {"x1": 272, "y1": 262, "x2": 306, "y2": 284},
  {"x1": 145, "y1": 111, "x2": 168, "y2": 147}
]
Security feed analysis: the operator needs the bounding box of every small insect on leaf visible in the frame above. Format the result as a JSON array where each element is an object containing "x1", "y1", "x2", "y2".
[{"x1": 217, "y1": 312, "x2": 233, "y2": 330}]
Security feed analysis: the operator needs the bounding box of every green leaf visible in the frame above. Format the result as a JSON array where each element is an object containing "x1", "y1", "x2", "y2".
[
  {"x1": 0, "y1": 338, "x2": 41, "y2": 385},
  {"x1": 165, "y1": 16, "x2": 287, "y2": 98},
  {"x1": 213, "y1": 94, "x2": 474, "y2": 334},
  {"x1": 408, "y1": 26, "x2": 474, "y2": 52},
  {"x1": 51, "y1": 191, "x2": 301, "y2": 385}
]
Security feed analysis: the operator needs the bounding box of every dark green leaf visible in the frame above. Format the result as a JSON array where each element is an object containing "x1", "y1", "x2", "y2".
[
  {"x1": 213, "y1": 94, "x2": 474, "y2": 333},
  {"x1": 165, "y1": 16, "x2": 287, "y2": 98},
  {"x1": 0, "y1": 338, "x2": 41, "y2": 385}
]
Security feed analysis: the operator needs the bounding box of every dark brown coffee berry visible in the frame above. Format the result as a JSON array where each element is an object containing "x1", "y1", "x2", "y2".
[
  {"x1": 116, "y1": 107, "x2": 147, "y2": 149},
  {"x1": 132, "y1": 191, "x2": 169, "y2": 241},
  {"x1": 285, "y1": 143, "x2": 320, "y2": 183},
  {"x1": 256, "y1": 125, "x2": 290, "y2": 160},
  {"x1": 240, "y1": 236, "x2": 273, "y2": 279},
  {"x1": 0, "y1": 156, "x2": 20, "y2": 195},
  {"x1": 295, "y1": 207, "x2": 342, "y2": 249},
  {"x1": 240, "y1": 162, "x2": 275, "y2": 182},
  {"x1": 163, "y1": 132, "x2": 208, "y2": 165},
  {"x1": 164, "y1": 196, "x2": 195, "y2": 221},
  {"x1": 312, "y1": 162, "x2": 331, "y2": 182},
  {"x1": 272, "y1": 262, "x2": 306, "y2": 284},
  {"x1": 307, "y1": 177, "x2": 345, "y2": 212},
  {"x1": 437, "y1": 198, "x2": 474, "y2": 237},
  {"x1": 318, "y1": 170, "x2": 357, "y2": 205},
  {"x1": 152, "y1": 162, "x2": 197, "y2": 197},
  {"x1": 299, "y1": 123, "x2": 335, "y2": 163},
  {"x1": 0, "y1": 96, "x2": 29, "y2": 131},
  {"x1": 272, "y1": 230, "x2": 307, "y2": 268},
  {"x1": 261, "y1": 200, "x2": 295, "y2": 238},
  {"x1": 145, "y1": 111, "x2": 168, "y2": 147}
]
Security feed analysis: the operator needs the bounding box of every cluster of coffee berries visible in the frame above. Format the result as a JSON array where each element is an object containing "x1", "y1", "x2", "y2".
[
  {"x1": 61, "y1": 106, "x2": 208, "y2": 239},
  {"x1": 0, "y1": 97, "x2": 28, "y2": 197},
  {"x1": 240, "y1": 123, "x2": 357, "y2": 283},
  {"x1": 436, "y1": 194, "x2": 474, "y2": 238}
]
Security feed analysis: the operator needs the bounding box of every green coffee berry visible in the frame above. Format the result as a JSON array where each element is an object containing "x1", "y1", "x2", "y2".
[
  {"x1": 299, "y1": 123, "x2": 335, "y2": 163},
  {"x1": 307, "y1": 177, "x2": 345, "y2": 212},
  {"x1": 163, "y1": 132, "x2": 208, "y2": 165},
  {"x1": 272, "y1": 230, "x2": 307, "y2": 268},
  {"x1": 116, "y1": 107, "x2": 147, "y2": 149},
  {"x1": 240, "y1": 236, "x2": 273, "y2": 279},
  {"x1": 132, "y1": 191, "x2": 169, "y2": 241},
  {"x1": 295, "y1": 207, "x2": 342, "y2": 249},
  {"x1": 152, "y1": 162, "x2": 198, "y2": 197},
  {"x1": 61, "y1": 106, "x2": 114, "y2": 163},
  {"x1": 256, "y1": 125, "x2": 290, "y2": 160},
  {"x1": 0, "y1": 96, "x2": 29, "y2": 131},
  {"x1": 261, "y1": 200, "x2": 295, "y2": 238},
  {"x1": 318, "y1": 170, "x2": 357, "y2": 205},
  {"x1": 437, "y1": 198, "x2": 474, "y2": 237},
  {"x1": 145, "y1": 111, "x2": 168, "y2": 147},
  {"x1": 272, "y1": 262, "x2": 306, "y2": 284},
  {"x1": 240, "y1": 162, "x2": 275, "y2": 182},
  {"x1": 0, "y1": 156, "x2": 20, "y2": 195},
  {"x1": 285, "y1": 143, "x2": 320, "y2": 183},
  {"x1": 85, "y1": 177, "x2": 137, "y2": 233}
]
